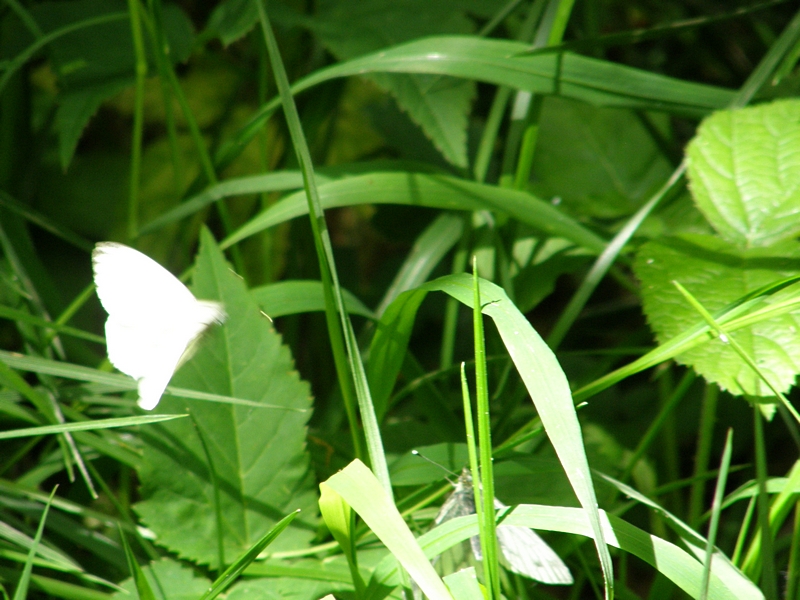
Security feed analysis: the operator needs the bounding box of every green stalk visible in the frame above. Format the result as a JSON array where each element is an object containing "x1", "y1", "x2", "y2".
[
  {"x1": 699, "y1": 429, "x2": 732, "y2": 600},
  {"x1": 752, "y1": 409, "x2": 778, "y2": 599},
  {"x1": 472, "y1": 259, "x2": 500, "y2": 600},
  {"x1": 461, "y1": 362, "x2": 483, "y2": 533},
  {"x1": 255, "y1": 3, "x2": 391, "y2": 491},
  {"x1": 440, "y1": 218, "x2": 470, "y2": 370},
  {"x1": 126, "y1": 0, "x2": 146, "y2": 240},
  {"x1": 146, "y1": 0, "x2": 182, "y2": 193},
  {"x1": 688, "y1": 384, "x2": 718, "y2": 528},
  {"x1": 786, "y1": 503, "x2": 800, "y2": 600}
]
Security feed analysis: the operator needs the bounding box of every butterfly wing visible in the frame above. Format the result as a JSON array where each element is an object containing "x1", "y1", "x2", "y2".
[
  {"x1": 494, "y1": 498, "x2": 573, "y2": 585},
  {"x1": 434, "y1": 470, "x2": 572, "y2": 586},
  {"x1": 92, "y1": 243, "x2": 225, "y2": 409}
]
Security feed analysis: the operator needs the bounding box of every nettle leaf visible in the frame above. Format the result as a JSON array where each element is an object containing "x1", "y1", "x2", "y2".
[
  {"x1": 134, "y1": 230, "x2": 316, "y2": 567},
  {"x1": 311, "y1": 0, "x2": 476, "y2": 168},
  {"x1": 686, "y1": 99, "x2": 800, "y2": 247},
  {"x1": 531, "y1": 97, "x2": 673, "y2": 219},
  {"x1": 635, "y1": 233, "x2": 800, "y2": 397},
  {"x1": 114, "y1": 558, "x2": 210, "y2": 600},
  {"x1": 26, "y1": 0, "x2": 195, "y2": 169}
]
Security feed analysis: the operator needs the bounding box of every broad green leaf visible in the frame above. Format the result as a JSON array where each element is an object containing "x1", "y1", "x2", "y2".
[
  {"x1": 134, "y1": 230, "x2": 316, "y2": 567},
  {"x1": 324, "y1": 460, "x2": 452, "y2": 600},
  {"x1": 226, "y1": 568, "x2": 356, "y2": 600},
  {"x1": 251, "y1": 280, "x2": 374, "y2": 319},
  {"x1": 113, "y1": 558, "x2": 210, "y2": 600},
  {"x1": 199, "y1": 510, "x2": 300, "y2": 600},
  {"x1": 686, "y1": 99, "x2": 800, "y2": 247},
  {"x1": 17, "y1": 0, "x2": 195, "y2": 169},
  {"x1": 443, "y1": 567, "x2": 482, "y2": 600},
  {"x1": 311, "y1": 0, "x2": 476, "y2": 167},
  {"x1": 222, "y1": 172, "x2": 607, "y2": 254},
  {"x1": 634, "y1": 234, "x2": 800, "y2": 397},
  {"x1": 531, "y1": 97, "x2": 673, "y2": 218}
]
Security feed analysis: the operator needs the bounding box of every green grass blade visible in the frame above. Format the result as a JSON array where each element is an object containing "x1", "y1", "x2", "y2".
[
  {"x1": 119, "y1": 525, "x2": 156, "y2": 600},
  {"x1": 198, "y1": 510, "x2": 300, "y2": 600},
  {"x1": 470, "y1": 262, "x2": 500, "y2": 600},
  {"x1": 369, "y1": 504, "x2": 758, "y2": 600},
  {"x1": 701, "y1": 430, "x2": 734, "y2": 600},
  {"x1": 251, "y1": 280, "x2": 374, "y2": 319},
  {"x1": 258, "y1": 1, "x2": 383, "y2": 478},
  {"x1": 0, "y1": 414, "x2": 187, "y2": 440},
  {"x1": 12, "y1": 487, "x2": 57, "y2": 600},
  {"x1": 375, "y1": 212, "x2": 464, "y2": 317},
  {"x1": 425, "y1": 273, "x2": 613, "y2": 593},
  {"x1": 324, "y1": 460, "x2": 452, "y2": 600},
  {"x1": 221, "y1": 172, "x2": 607, "y2": 254}
]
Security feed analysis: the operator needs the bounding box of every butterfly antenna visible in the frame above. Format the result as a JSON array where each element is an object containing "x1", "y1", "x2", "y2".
[{"x1": 411, "y1": 450, "x2": 460, "y2": 481}]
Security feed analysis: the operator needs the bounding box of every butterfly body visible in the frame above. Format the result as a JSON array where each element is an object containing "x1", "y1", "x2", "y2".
[
  {"x1": 92, "y1": 242, "x2": 226, "y2": 410},
  {"x1": 435, "y1": 469, "x2": 573, "y2": 586}
]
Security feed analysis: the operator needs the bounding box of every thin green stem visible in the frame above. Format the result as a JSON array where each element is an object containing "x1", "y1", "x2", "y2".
[
  {"x1": 753, "y1": 408, "x2": 778, "y2": 600},
  {"x1": 699, "y1": 428, "x2": 732, "y2": 600},
  {"x1": 255, "y1": 2, "x2": 389, "y2": 493},
  {"x1": 688, "y1": 383, "x2": 718, "y2": 528},
  {"x1": 472, "y1": 259, "x2": 500, "y2": 600},
  {"x1": 126, "y1": 0, "x2": 147, "y2": 240}
]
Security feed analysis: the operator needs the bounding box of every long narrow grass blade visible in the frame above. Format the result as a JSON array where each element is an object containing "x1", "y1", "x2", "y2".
[{"x1": 325, "y1": 460, "x2": 452, "y2": 600}]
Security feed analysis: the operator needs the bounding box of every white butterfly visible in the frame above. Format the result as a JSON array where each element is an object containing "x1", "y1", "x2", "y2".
[
  {"x1": 92, "y1": 242, "x2": 226, "y2": 410},
  {"x1": 434, "y1": 469, "x2": 573, "y2": 585}
]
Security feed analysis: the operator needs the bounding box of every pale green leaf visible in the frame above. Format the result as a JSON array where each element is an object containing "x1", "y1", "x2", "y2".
[
  {"x1": 634, "y1": 234, "x2": 800, "y2": 397},
  {"x1": 686, "y1": 99, "x2": 800, "y2": 247}
]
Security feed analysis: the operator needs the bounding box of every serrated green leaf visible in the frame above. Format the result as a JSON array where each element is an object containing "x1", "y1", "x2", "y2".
[
  {"x1": 312, "y1": 0, "x2": 476, "y2": 167},
  {"x1": 204, "y1": 0, "x2": 257, "y2": 45},
  {"x1": 634, "y1": 234, "x2": 800, "y2": 397},
  {"x1": 22, "y1": 0, "x2": 195, "y2": 169},
  {"x1": 134, "y1": 230, "x2": 316, "y2": 567},
  {"x1": 686, "y1": 99, "x2": 800, "y2": 247},
  {"x1": 113, "y1": 558, "x2": 210, "y2": 600}
]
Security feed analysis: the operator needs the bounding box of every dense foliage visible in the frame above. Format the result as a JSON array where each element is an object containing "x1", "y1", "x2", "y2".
[{"x1": 2, "y1": 1, "x2": 800, "y2": 599}]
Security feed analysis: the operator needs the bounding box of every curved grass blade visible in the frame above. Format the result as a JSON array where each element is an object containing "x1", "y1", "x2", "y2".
[
  {"x1": 12, "y1": 487, "x2": 58, "y2": 600},
  {"x1": 221, "y1": 172, "x2": 607, "y2": 254},
  {"x1": 198, "y1": 510, "x2": 300, "y2": 600},
  {"x1": 324, "y1": 460, "x2": 453, "y2": 600},
  {"x1": 251, "y1": 280, "x2": 374, "y2": 319},
  {"x1": 0, "y1": 414, "x2": 187, "y2": 440},
  {"x1": 368, "y1": 504, "x2": 760, "y2": 600}
]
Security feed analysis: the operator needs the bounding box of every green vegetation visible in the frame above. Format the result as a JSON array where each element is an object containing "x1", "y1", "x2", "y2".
[{"x1": 1, "y1": 1, "x2": 800, "y2": 599}]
